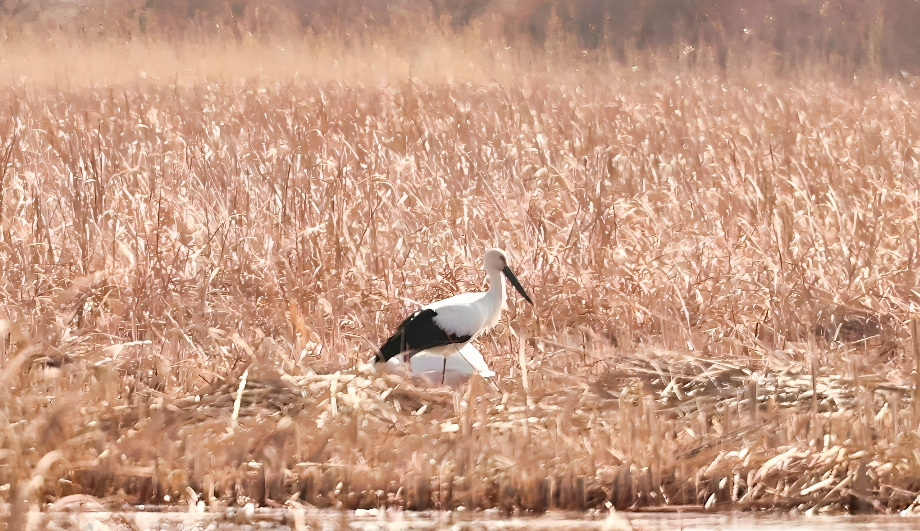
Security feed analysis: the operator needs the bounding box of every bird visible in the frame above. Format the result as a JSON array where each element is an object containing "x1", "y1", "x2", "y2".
[{"x1": 373, "y1": 248, "x2": 533, "y2": 382}]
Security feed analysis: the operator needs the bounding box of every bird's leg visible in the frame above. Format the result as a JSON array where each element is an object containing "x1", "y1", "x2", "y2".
[
  {"x1": 442, "y1": 357, "x2": 447, "y2": 385},
  {"x1": 402, "y1": 353, "x2": 412, "y2": 376}
]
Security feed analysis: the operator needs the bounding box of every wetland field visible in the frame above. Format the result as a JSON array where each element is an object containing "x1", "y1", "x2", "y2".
[{"x1": 4, "y1": 1, "x2": 920, "y2": 527}]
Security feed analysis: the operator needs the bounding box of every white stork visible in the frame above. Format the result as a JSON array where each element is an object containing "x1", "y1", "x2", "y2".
[{"x1": 372, "y1": 248, "x2": 533, "y2": 381}]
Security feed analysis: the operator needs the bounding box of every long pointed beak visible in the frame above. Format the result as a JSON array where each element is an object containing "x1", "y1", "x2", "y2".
[{"x1": 502, "y1": 265, "x2": 534, "y2": 305}]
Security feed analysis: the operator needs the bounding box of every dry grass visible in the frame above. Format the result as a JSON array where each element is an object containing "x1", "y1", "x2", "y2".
[{"x1": 2, "y1": 40, "x2": 920, "y2": 522}]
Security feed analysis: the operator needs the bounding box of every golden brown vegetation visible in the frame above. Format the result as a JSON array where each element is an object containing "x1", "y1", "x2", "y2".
[{"x1": 2, "y1": 40, "x2": 920, "y2": 524}]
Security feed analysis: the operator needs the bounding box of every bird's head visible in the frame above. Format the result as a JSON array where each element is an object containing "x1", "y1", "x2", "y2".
[
  {"x1": 484, "y1": 248, "x2": 509, "y2": 273},
  {"x1": 484, "y1": 248, "x2": 534, "y2": 305}
]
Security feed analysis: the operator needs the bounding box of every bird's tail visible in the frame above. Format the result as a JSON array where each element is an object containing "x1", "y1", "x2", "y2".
[{"x1": 376, "y1": 332, "x2": 405, "y2": 362}]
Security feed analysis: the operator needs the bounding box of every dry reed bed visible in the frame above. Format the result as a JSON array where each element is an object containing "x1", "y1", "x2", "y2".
[{"x1": 2, "y1": 70, "x2": 920, "y2": 517}]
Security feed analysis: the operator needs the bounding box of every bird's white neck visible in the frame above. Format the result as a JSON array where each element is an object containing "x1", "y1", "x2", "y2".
[{"x1": 486, "y1": 268, "x2": 505, "y2": 305}]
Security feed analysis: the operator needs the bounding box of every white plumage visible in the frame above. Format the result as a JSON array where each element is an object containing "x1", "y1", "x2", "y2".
[{"x1": 386, "y1": 344, "x2": 495, "y2": 386}]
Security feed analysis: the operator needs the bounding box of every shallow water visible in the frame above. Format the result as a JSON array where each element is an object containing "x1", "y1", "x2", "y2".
[{"x1": 30, "y1": 509, "x2": 920, "y2": 531}]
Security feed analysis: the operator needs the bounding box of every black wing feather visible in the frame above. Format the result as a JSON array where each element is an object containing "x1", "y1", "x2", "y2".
[{"x1": 376, "y1": 309, "x2": 472, "y2": 362}]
